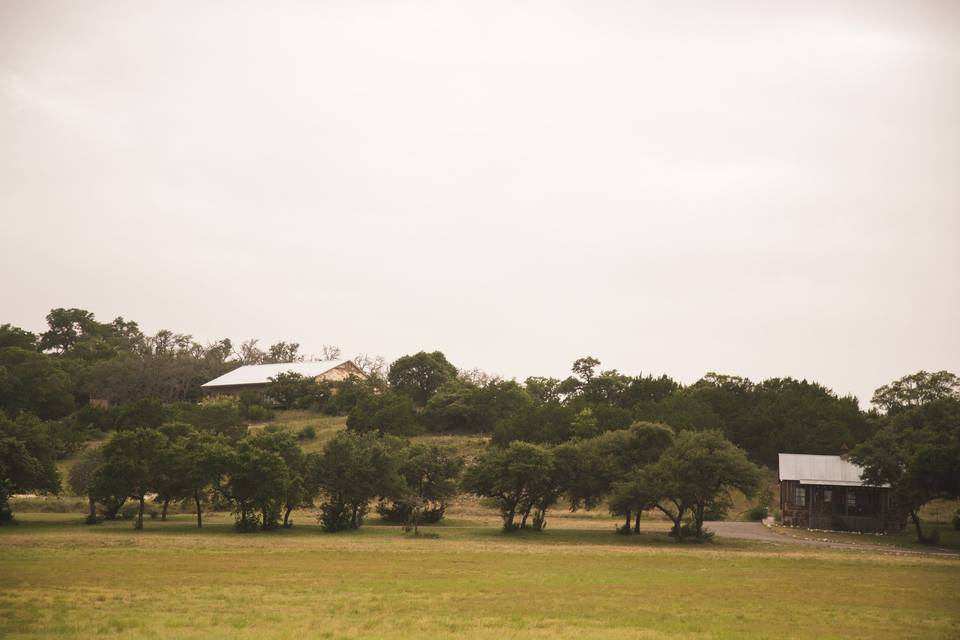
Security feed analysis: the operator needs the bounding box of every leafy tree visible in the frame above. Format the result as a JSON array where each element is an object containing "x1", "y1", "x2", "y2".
[
  {"x1": 571, "y1": 356, "x2": 601, "y2": 383},
  {"x1": 264, "y1": 372, "x2": 322, "y2": 410},
  {"x1": 248, "y1": 429, "x2": 308, "y2": 527},
  {"x1": 177, "y1": 430, "x2": 233, "y2": 528},
  {"x1": 0, "y1": 324, "x2": 37, "y2": 350},
  {"x1": 871, "y1": 371, "x2": 960, "y2": 414},
  {"x1": 387, "y1": 351, "x2": 458, "y2": 406},
  {"x1": 68, "y1": 446, "x2": 104, "y2": 523},
  {"x1": 378, "y1": 442, "x2": 463, "y2": 526},
  {"x1": 222, "y1": 439, "x2": 292, "y2": 531},
  {"x1": 93, "y1": 428, "x2": 168, "y2": 530},
  {"x1": 266, "y1": 341, "x2": 303, "y2": 363},
  {"x1": 310, "y1": 431, "x2": 401, "y2": 532},
  {"x1": 462, "y1": 442, "x2": 560, "y2": 531},
  {"x1": 491, "y1": 401, "x2": 574, "y2": 445},
  {"x1": 423, "y1": 379, "x2": 534, "y2": 434},
  {"x1": 0, "y1": 416, "x2": 61, "y2": 523},
  {"x1": 170, "y1": 397, "x2": 247, "y2": 439},
  {"x1": 347, "y1": 391, "x2": 419, "y2": 435},
  {"x1": 558, "y1": 422, "x2": 674, "y2": 532},
  {"x1": 644, "y1": 430, "x2": 761, "y2": 540},
  {"x1": 0, "y1": 347, "x2": 75, "y2": 419},
  {"x1": 38, "y1": 308, "x2": 107, "y2": 354},
  {"x1": 852, "y1": 397, "x2": 960, "y2": 542}
]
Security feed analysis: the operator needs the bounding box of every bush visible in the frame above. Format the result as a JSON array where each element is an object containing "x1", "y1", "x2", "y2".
[
  {"x1": 669, "y1": 522, "x2": 714, "y2": 541},
  {"x1": 319, "y1": 501, "x2": 354, "y2": 533},
  {"x1": 746, "y1": 505, "x2": 768, "y2": 522},
  {"x1": 297, "y1": 425, "x2": 317, "y2": 441},
  {"x1": 952, "y1": 511, "x2": 960, "y2": 532},
  {"x1": 376, "y1": 501, "x2": 446, "y2": 524},
  {"x1": 233, "y1": 515, "x2": 261, "y2": 533}
]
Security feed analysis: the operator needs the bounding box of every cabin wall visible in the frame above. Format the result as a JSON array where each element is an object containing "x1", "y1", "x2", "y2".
[{"x1": 779, "y1": 481, "x2": 906, "y2": 533}]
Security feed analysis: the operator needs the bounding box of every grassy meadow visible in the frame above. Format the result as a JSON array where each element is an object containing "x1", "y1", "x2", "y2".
[
  {"x1": 7, "y1": 412, "x2": 959, "y2": 639},
  {"x1": 2, "y1": 506, "x2": 959, "y2": 640}
]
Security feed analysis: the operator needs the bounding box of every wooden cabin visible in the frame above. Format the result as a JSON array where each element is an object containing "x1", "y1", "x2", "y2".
[
  {"x1": 201, "y1": 360, "x2": 367, "y2": 395},
  {"x1": 778, "y1": 453, "x2": 906, "y2": 533}
]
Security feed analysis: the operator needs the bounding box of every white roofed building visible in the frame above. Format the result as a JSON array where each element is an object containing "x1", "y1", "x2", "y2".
[
  {"x1": 777, "y1": 453, "x2": 905, "y2": 533},
  {"x1": 201, "y1": 360, "x2": 366, "y2": 394}
]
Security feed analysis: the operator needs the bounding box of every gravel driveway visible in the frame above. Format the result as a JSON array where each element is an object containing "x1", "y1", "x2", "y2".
[{"x1": 708, "y1": 520, "x2": 958, "y2": 557}]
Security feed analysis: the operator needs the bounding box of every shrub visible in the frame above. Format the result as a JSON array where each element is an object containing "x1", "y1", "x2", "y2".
[
  {"x1": 669, "y1": 522, "x2": 714, "y2": 541},
  {"x1": 952, "y1": 511, "x2": 960, "y2": 532},
  {"x1": 746, "y1": 505, "x2": 768, "y2": 521},
  {"x1": 703, "y1": 494, "x2": 732, "y2": 521},
  {"x1": 297, "y1": 425, "x2": 317, "y2": 441},
  {"x1": 233, "y1": 515, "x2": 260, "y2": 533},
  {"x1": 376, "y1": 501, "x2": 445, "y2": 524},
  {"x1": 319, "y1": 501, "x2": 354, "y2": 533}
]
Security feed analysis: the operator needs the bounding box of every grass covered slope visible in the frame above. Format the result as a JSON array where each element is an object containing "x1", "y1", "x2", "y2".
[{"x1": 2, "y1": 514, "x2": 958, "y2": 640}]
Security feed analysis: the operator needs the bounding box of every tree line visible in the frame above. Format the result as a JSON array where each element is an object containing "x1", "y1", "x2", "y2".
[{"x1": 1, "y1": 308, "x2": 958, "y2": 541}]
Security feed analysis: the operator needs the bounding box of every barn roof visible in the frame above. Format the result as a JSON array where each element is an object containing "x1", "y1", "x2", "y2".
[
  {"x1": 777, "y1": 453, "x2": 887, "y2": 488},
  {"x1": 201, "y1": 360, "x2": 354, "y2": 388}
]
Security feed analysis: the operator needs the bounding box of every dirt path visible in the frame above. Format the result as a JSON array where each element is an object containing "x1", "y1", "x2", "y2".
[{"x1": 709, "y1": 520, "x2": 959, "y2": 557}]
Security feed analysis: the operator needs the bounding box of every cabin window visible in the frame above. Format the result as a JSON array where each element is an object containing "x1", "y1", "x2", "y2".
[
  {"x1": 794, "y1": 486, "x2": 806, "y2": 507},
  {"x1": 847, "y1": 491, "x2": 856, "y2": 507},
  {"x1": 824, "y1": 490, "x2": 832, "y2": 502}
]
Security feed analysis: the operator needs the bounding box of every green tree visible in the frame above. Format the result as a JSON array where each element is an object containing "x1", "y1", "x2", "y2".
[
  {"x1": 248, "y1": 429, "x2": 308, "y2": 527},
  {"x1": 0, "y1": 347, "x2": 75, "y2": 419},
  {"x1": 310, "y1": 431, "x2": 401, "y2": 532},
  {"x1": 644, "y1": 430, "x2": 762, "y2": 540},
  {"x1": 68, "y1": 446, "x2": 105, "y2": 523},
  {"x1": 93, "y1": 429, "x2": 168, "y2": 530},
  {"x1": 222, "y1": 440, "x2": 292, "y2": 531},
  {"x1": 0, "y1": 416, "x2": 61, "y2": 523},
  {"x1": 378, "y1": 442, "x2": 463, "y2": 526},
  {"x1": 871, "y1": 370, "x2": 960, "y2": 414},
  {"x1": 852, "y1": 397, "x2": 960, "y2": 542},
  {"x1": 462, "y1": 442, "x2": 560, "y2": 532},
  {"x1": 0, "y1": 324, "x2": 37, "y2": 350},
  {"x1": 387, "y1": 351, "x2": 458, "y2": 406},
  {"x1": 557, "y1": 422, "x2": 674, "y2": 532},
  {"x1": 347, "y1": 391, "x2": 420, "y2": 435}
]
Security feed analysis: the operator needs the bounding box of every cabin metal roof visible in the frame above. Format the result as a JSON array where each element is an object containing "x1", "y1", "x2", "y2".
[
  {"x1": 777, "y1": 453, "x2": 886, "y2": 488},
  {"x1": 201, "y1": 360, "x2": 352, "y2": 388}
]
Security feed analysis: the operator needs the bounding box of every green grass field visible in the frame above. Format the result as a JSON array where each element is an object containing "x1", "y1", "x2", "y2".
[{"x1": 2, "y1": 508, "x2": 958, "y2": 640}]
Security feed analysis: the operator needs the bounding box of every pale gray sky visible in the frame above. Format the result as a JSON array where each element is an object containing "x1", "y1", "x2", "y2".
[{"x1": 2, "y1": 1, "x2": 958, "y2": 405}]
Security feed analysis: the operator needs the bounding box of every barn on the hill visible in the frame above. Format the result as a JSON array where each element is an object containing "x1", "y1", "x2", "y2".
[
  {"x1": 201, "y1": 360, "x2": 367, "y2": 395},
  {"x1": 778, "y1": 453, "x2": 906, "y2": 534}
]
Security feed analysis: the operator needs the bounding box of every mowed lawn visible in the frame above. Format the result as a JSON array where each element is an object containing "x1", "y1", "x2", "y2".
[{"x1": 1, "y1": 514, "x2": 958, "y2": 640}]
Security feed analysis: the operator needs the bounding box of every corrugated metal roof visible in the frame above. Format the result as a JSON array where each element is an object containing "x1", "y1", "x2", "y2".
[
  {"x1": 778, "y1": 453, "x2": 884, "y2": 487},
  {"x1": 201, "y1": 360, "x2": 352, "y2": 388}
]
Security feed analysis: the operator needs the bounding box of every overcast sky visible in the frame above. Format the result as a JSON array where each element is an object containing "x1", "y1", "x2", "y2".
[{"x1": 1, "y1": 1, "x2": 958, "y2": 405}]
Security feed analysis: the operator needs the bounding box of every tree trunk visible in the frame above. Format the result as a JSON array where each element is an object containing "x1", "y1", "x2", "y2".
[
  {"x1": 520, "y1": 506, "x2": 531, "y2": 529},
  {"x1": 910, "y1": 509, "x2": 925, "y2": 542},
  {"x1": 503, "y1": 506, "x2": 516, "y2": 532},
  {"x1": 623, "y1": 510, "x2": 632, "y2": 533},
  {"x1": 194, "y1": 490, "x2": 203, "y2": 528},
  {"x1": 87, "y1": 495, "x2": 97, "y2": 522},
  {"x1": 161, "y1": 497, "x2": 170, "y2": 521},
  {"x1": 135, "y1": 496, "x2": 145, "y2": 530},
  {"x1": 283, "y1": 504, "x2": 293, "y2": 528},
  {"x1": 694, "y1": 503, "x2": 705, "y2": 537},
  {"x1": 633, "y1": 509, "x2": 641, "y2": 534}
]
